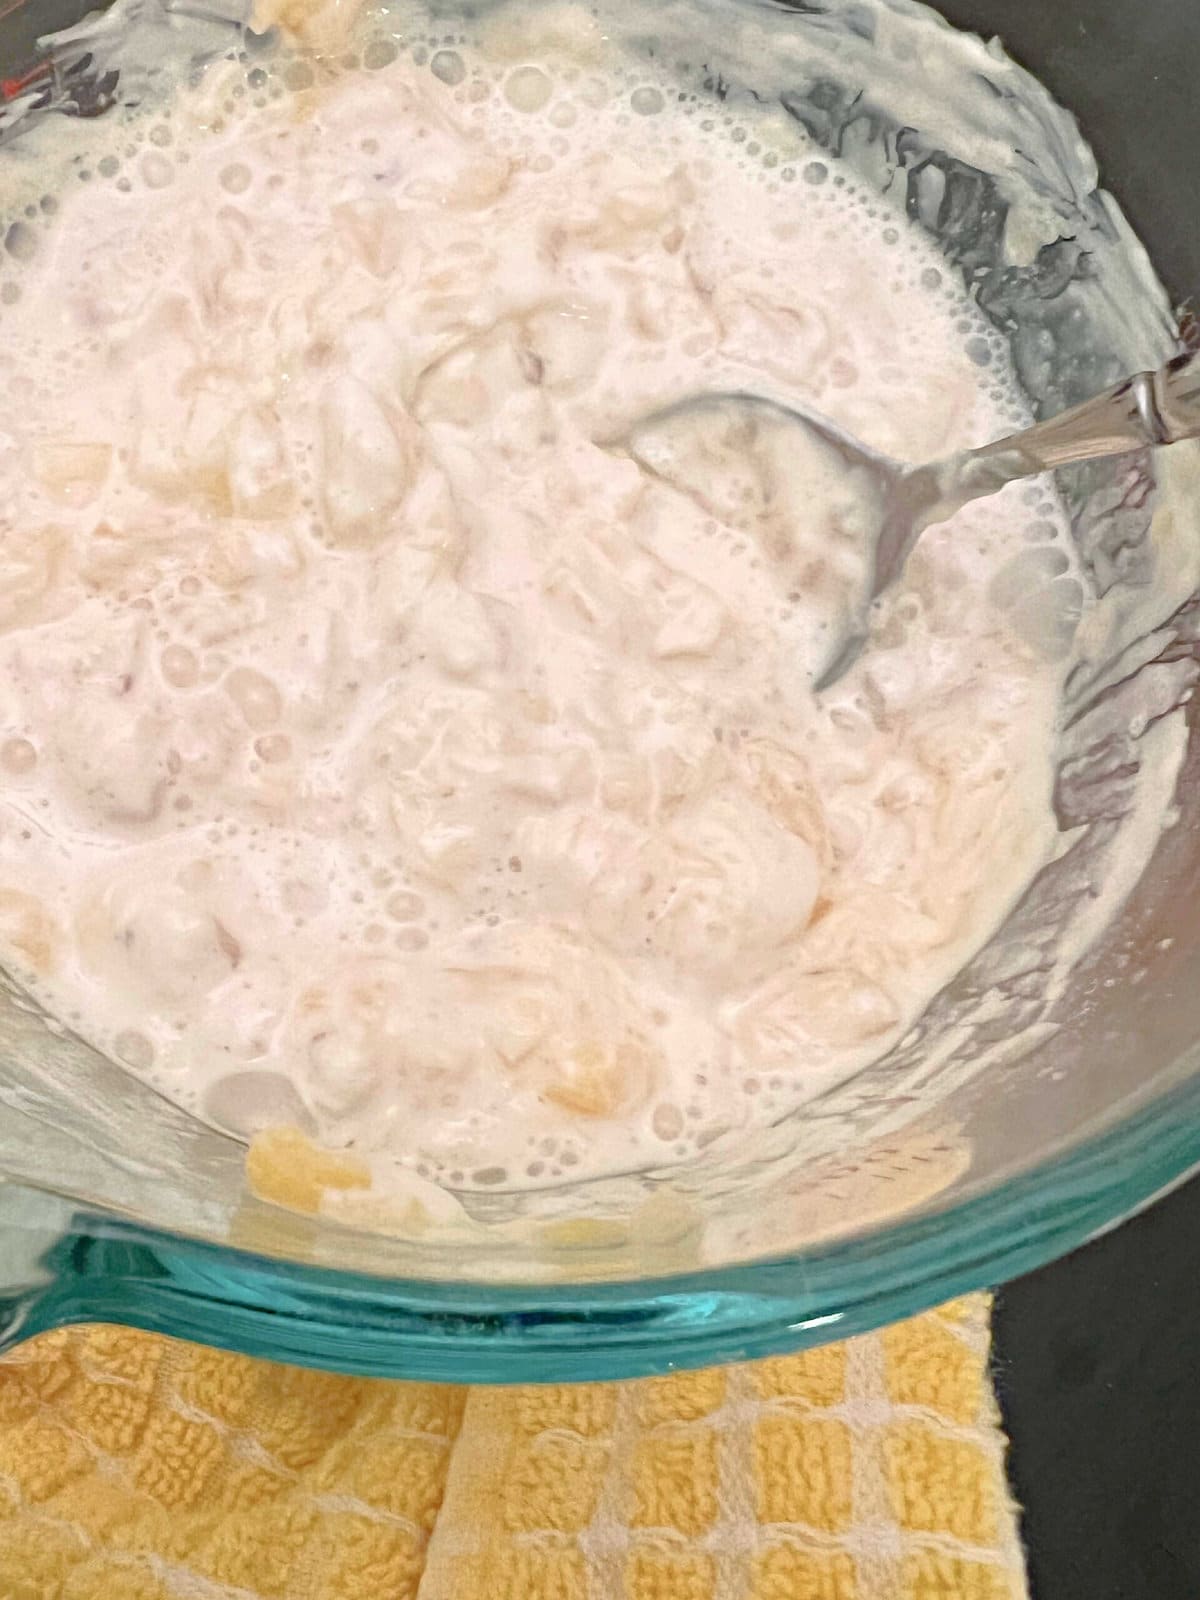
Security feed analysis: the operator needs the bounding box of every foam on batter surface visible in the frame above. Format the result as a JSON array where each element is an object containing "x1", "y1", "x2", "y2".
[{"x1": 0, "y1": 4, "x2": 1085, "y2": 1192}]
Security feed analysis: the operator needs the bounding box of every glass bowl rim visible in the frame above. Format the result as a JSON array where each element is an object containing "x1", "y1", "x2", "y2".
[{"x1": 4, "y1": 1061, "x2": 1198, "y2": 1381}]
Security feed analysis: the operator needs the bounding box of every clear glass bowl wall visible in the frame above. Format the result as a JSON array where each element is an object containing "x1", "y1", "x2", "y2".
[{"x1": 0, "y1": 0, "x2": 1199, "y2": 1381}]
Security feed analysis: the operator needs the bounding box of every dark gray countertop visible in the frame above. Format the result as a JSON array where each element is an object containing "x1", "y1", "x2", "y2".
[{"x1": 996, "y1": 1174, "x2": 1200, "y2": 1600}]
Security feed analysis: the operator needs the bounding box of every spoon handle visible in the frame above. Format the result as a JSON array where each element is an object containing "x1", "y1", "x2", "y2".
[{"x1": 970, "y1": 350, "x2": 1200, "y2": 475}]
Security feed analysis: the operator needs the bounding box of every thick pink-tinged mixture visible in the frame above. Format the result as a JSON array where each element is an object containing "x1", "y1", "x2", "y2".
[{"x1": 0, "y1": 24, "x2": 1079, "y2": 1188}]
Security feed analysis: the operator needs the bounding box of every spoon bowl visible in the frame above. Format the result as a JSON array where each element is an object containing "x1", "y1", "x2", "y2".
[{"x1": 622, "y1": 352, "x2": 1200, "y2": 686}]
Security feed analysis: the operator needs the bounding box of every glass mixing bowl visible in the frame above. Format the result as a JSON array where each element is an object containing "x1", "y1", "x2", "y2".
[{"x1": 1, "y1": 0, "x2": 1200, "y2": 1382}]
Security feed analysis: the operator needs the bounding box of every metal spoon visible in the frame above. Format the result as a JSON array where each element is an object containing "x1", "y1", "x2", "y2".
[{"x1": 623, "y1": 351, "x2": 1200, "y2": 689}]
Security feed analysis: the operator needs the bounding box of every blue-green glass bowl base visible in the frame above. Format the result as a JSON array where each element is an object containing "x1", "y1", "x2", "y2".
[{"x1": 2, "y1": 1080, "x2": 1197, "y2": 1383}]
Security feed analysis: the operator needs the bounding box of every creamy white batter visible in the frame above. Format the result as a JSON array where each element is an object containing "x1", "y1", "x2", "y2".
[{"x1": 0, "y1": 4, "x2": 1086, "y2": 1192}]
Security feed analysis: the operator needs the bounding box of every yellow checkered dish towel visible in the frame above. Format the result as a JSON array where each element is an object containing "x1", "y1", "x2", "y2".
[{"x1": 0, "y1": 1294, "x2": 1026, "y2": 1599}]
